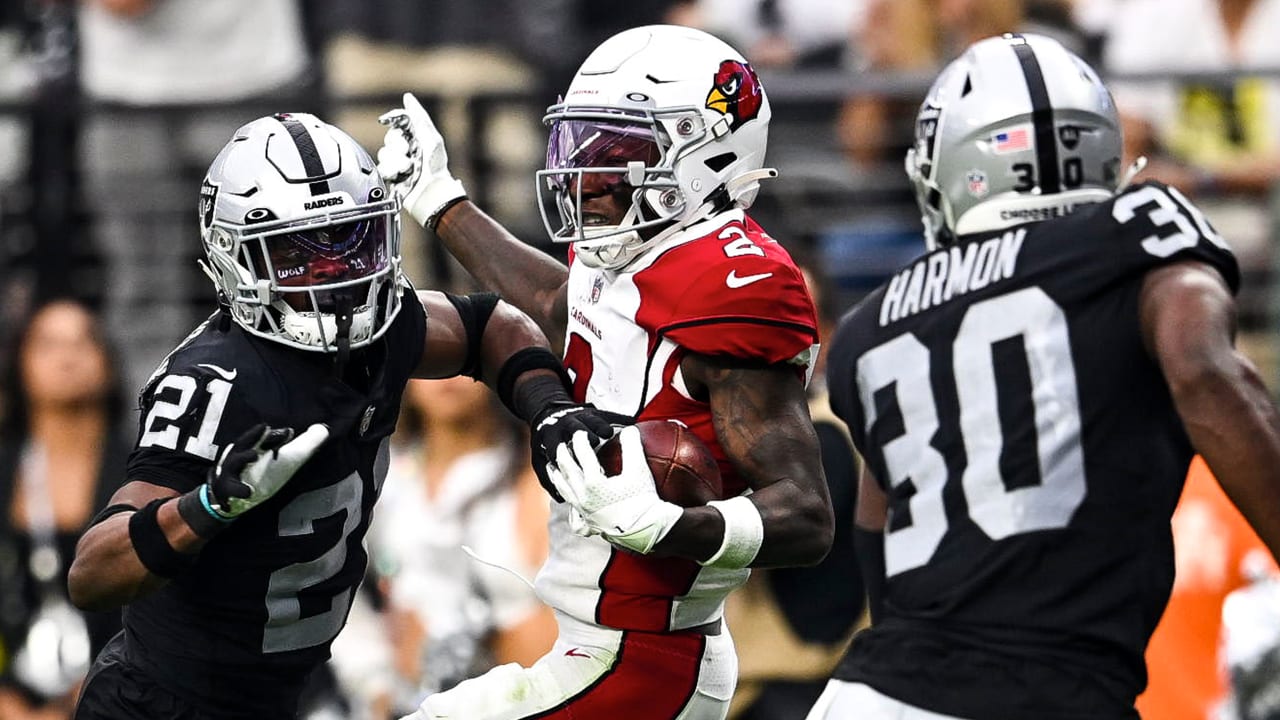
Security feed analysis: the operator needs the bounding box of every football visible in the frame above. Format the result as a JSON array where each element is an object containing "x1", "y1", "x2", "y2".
[{"x1": 596, "y1": 419, "x2": 723, "y2": 507}]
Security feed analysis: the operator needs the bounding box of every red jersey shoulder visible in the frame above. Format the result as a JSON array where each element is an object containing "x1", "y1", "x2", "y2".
[{"x1": 633, "y1": 215, "x2": 818, "y2": 363}]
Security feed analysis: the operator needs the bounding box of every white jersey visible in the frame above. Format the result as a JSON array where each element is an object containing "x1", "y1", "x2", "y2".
[{"x1": 535, "y1": 210, "x2": 819, "y2": 632}]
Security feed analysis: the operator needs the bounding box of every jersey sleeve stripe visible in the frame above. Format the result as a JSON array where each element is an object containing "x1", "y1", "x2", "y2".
[{"x1": 658, "y1": 316, "x2": 817, "y2": 336}]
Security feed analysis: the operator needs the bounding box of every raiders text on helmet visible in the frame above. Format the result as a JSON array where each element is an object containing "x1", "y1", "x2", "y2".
[
  {"x1": 906, "y1": 33, "x2": 1123, "y2": 249},
  {"x1": 538, "y1": 25, "x2": 777, "y2": 270},
  {"x1": 199, "y1": 113, "x2": 404, "y2": 352}
]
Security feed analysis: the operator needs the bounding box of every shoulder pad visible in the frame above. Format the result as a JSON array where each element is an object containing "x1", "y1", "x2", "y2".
[
  {"x1": 1097, "y1": 181, "x2": 1240, "y2": 291},
  {"x1": 136, "y1": 359, "x2": 264, "y2": 464},
  {"x1": 634, "y1": 218, "x2": 818, "y2": 363}
]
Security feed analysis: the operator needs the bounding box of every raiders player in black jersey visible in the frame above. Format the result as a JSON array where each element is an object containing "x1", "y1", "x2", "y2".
[
  {"x1": 814, "y1": 35, "x2": 1280, "y2": 720},
  {"x1": 67, "y1": 113, "x2": 618, "y2": 719}
]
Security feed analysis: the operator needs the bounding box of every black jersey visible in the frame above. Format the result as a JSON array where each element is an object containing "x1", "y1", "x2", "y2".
[
  {"x1": 826, "y1": 182, "x2": 1239, "y2": 720},
  {"x1": 119, "y1": 290, "x2": 424, "y2": 717}
]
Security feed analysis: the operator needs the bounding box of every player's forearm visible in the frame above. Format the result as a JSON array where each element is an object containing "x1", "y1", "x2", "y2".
[
  {"x1": 1176, "y1": 355, "x2": 1280, "y2": 563},
  {"x1": 477, "y1": 301, "x2": 576, "y2": 425},
  {"x1": 434, "y1": 201, "x2": 569, "y2": 343},
  {"x1": 657, "y1": 478, "x2": 833, "y2": 567},
  {"x1": 742, "y1": 478, "x2": 834, "y2": 567},
  {"x1": 68, "y1": 495, "x2": 215, "y2": 611},
  {"x1": 478, "y1": 302, "x2": 557, "y2": 387}
]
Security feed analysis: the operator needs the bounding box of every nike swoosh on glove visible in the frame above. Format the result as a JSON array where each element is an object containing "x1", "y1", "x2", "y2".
[
  {"x1": 205, "y1": 423, "x2": 329, "y2": 519},
  {"x1": 548, "y1": 427, "x2": 683, "y2": 555},
  {"x1": 377, "y1": 92, "x2": 467, "y2": 228}
]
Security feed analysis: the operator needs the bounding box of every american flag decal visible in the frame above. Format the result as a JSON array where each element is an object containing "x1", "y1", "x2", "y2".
[{"x1": 992, "y1": 127, "x2": 1031, "y2": 154}]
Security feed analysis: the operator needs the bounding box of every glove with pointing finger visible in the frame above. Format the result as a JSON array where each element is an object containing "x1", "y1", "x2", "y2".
[
  {"x1": 377, "y1": 92, "x2": 468, "y2": 229},
  {"x1": 204, "y1": 423, "x2": 330, "y2": 519}
]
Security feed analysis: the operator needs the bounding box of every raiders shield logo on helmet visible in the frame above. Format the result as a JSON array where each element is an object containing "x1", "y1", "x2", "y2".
[{"x1": 199, "y1": 179, "x2": 220, "y2": 232}]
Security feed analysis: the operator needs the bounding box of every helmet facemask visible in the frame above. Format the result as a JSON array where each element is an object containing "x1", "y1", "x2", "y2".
[
  {"x1": 538, "y1": 107, "x2": 715, "y2": 270},
  {"x1": 204, "y1": 192, "x2": 402, "y2": 353}
]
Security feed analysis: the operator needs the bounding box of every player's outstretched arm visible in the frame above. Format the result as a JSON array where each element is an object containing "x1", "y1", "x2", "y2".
[
  {"x1": 380, "y1": 94, "x2": 569, "y2": 348},
  {"x1": 1142, "y1": 260, "x2": 1280, "y2": 563},
  {"x1": 435, "y1": 203, "x2": 570, "y2": 351},
  {"x1": 413, "y1": 291, "x2": 619, "y2": 490},
  {"x1": 68, "y1": 424, "x2": 329, "y2": 611},
  {"x1": 657, "y1": 355, "x2": 835, "y2": 568}
]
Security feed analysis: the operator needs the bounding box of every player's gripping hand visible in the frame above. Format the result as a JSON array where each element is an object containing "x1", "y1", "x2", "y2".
[
  {"x1": 376, "y1": 92, "x2": 467, "y2": 228},
  {"x1": 205, "y1": 423, "x2": 329, "y2": 519},
  {"x1": 530, "y1": 404, "x2": 627, "y2": 502},
  {"x1": 548, "y1": 427, "x2": 683, "y2": 555}
]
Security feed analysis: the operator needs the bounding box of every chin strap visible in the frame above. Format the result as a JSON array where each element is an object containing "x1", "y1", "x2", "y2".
[{"x1": 332, "y1": 295, "x2": 355, "y2": 378}]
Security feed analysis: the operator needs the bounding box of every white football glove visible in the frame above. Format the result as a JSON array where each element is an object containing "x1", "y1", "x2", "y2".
[
  {"x1": 376, "y1": 92, "x2": 468, "y2": 228},
  {"x1": 205, "y1": 423, "x2": 330, "y2": 519},
  {"x1": 549, "y1": 427, "x2": 683, "y2": 555}
]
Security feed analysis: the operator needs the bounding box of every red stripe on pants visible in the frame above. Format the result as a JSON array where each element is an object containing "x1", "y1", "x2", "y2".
[
  {"x1": 530, "y1": 630, "x2": 707, "y2": 719},
  {"x1": 596, "y1": 550, "x2": 702, "y2": 631}
]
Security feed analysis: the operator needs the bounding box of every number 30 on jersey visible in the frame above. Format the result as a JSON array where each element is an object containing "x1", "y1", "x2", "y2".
[{"x1": 858, "y1": 288, "x2": 1087, "y2": 577}]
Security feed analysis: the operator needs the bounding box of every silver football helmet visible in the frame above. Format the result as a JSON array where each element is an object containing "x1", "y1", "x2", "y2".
[
  {"x1": 907, "y1": 33, "x2": 1123, "y2": 249},
  {"x1": 199, "y1": 113, "x2": 403, "y2": 353},
  {"x1": 538, "y1": 25, "x2": 776, "y2": 270}
]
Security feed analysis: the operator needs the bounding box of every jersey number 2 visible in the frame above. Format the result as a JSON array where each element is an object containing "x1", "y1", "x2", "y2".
[
  {"x1": 264, "y1": 470, "x2": 364, "y2": 653},
  {"x1": 858, "y1": 288, "x2": 1087, "y2": 577}
]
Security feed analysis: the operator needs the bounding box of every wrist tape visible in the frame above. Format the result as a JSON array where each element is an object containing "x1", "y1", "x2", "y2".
[
  {"x1": 699, "y1": 495, "x2": 764, "y2": 569},
  {"x1": 177, "y1": 486, "x2": 234, "y2": 539},
  {"x1": 129, "y1": 499, "x2": 196, "y2": 578},
  {"x1": 428, "y1": 193, "x2": 469, "y2": 230},
  {"x1": 497, "y1": 347, "x2": 573, "y2": 421}
]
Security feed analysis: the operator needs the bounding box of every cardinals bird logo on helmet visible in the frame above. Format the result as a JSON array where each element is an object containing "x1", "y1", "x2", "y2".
[{"x1": 705, "y1": 60, "x2": 763, "y2": 130}]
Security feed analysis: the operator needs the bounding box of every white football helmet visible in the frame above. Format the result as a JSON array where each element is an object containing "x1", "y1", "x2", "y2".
[
  {"x1": 907, "y1": 33, "x2": 1124, "y2": 250},
  {"x1": 538, "y1": 24, "x2": 776, "y2": 270},
  {"x1": 199, "y1": 113, "x2": 404, "y2": 353}
]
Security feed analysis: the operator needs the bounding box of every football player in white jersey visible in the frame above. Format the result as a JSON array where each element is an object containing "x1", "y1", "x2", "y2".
[{"x1": 378, "y1": 24, "x2": 835, "y2": 720}]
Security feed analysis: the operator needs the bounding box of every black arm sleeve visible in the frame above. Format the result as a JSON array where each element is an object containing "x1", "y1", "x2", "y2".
[{"x1": 442, "y1": 291, "x2": 500, "y2": 380}]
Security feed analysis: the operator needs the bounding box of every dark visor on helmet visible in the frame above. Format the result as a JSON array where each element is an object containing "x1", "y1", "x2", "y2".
[
  {"x1": 545, "y1": 120, "x2": 661, "y2": 188},
  {"x1": 258, "y1": 216, "x2": 390, "y2": 288}
]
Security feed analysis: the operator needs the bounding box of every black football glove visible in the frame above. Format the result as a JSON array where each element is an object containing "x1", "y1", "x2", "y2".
[
  {"x1": 205, "y1": 423, "x2": 329, "y2": 519},
  {"x1": 530, "y1": 404, "x2": 632, "y2": 502}
]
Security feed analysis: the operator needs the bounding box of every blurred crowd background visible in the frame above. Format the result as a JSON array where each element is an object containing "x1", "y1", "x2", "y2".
[{"x1": 2, "y1": 0, "x2": 1280, "y2": 719}]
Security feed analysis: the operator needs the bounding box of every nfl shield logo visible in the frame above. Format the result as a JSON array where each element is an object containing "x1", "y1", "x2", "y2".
[
  {"x1": 590, "y1": 275, "x2": 604, "y2": 304},
  {"x1": 966, "y1": 170, "x2": 989, "y2": 198}
]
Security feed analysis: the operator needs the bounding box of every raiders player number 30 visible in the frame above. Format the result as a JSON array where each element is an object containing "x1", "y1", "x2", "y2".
[{"x1": 817, "y1": 33, "x2": 1280, "y2": 720}]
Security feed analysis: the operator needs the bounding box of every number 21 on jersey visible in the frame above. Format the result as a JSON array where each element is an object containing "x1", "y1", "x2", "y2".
[{"x1": 858, "y1": 288, "x2": 1086, "y2": 577}]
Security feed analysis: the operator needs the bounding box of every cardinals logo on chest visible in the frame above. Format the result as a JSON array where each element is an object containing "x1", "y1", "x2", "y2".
[{"x1": 705, "y1": 60, "x2": 763, "y2": 131}]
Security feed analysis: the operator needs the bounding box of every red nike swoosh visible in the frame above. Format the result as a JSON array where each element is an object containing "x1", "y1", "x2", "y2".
[{"x1": 564, "y1": 647, "x2": 590, "y2": 658}]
